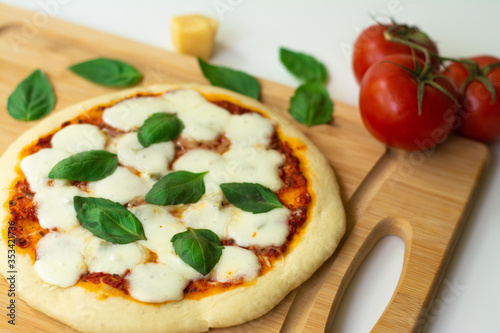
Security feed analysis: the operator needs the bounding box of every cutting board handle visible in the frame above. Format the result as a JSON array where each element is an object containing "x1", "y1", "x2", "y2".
[
  {"x1": 280, "y1": 144, "x2": 483, "y2": 333},
  {"x1": 281, "y1": 210, "x2": 448, "y2": 333},
  {"x1": 325, "y1": 216, "x2": 416, "y2": 332},
  {"x1": 286, "y1": 212, "x2": 445, "y2": 333}
]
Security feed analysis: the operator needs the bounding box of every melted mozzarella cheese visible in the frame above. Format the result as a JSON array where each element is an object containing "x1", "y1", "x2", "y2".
[
  {"x1": 227, "y1": 207, "x2": 291, "y2": 247},
  {"x1": 223, "y1": 146, "x2": 284, "y2": 191},
  {"x1": 70, "y1": 226, "x2": 95, "y2": 240},
  {"x1": 20, "y1": 148, "x2": 71, "y2": 192},
  {"x1": 181, "y1": 198, "x2": 233, "y2": 238},
  {"x1": 172, "y1": 149, "x2": 230, "y2": 198},
  {"x1": 117, "y1": 132, "x2": 174, "y2": 174},
  {"x1": 87, "y1": 167, "x2": 150, "y2": 205},
  {"x1": 126, "y1": 263, "x2": 189, "y2": 303},
  {"x1": 102, "y1": 97, "x2": 176, "y2": 131},
  {"x1": 34, "y1": 231, "x2": 87, "y2": 288},
  {"x1": 225, "y1": 113, "x2": 274, "y2": 149},
  {"x1": 157, "y1": 251, "x2": 203, "y2": 281},
  {"x1": 51, "y1": 124, "x2": 107, "y2": 154},
  {"x1": 130, "y1": 204, "x2": 186, "y2": 254},
  {"x1": 34, "y1": 185, "x2": 87, "y2": 231},
  {"x1": 105, "y1": 135, "x2": 121, "y2": 154},
  {"x1": 83, "y1": 237, "x2": 146, "y2": 275},
  {"x1": 211, "y1": 246, "x2": 261, "y2": 282},
  {"x1": 177, "y1": 103, "x2": 230, "y2": 141},
  {"x1": 162, "y1": 89, "x2": 207, "y2": 111},
  {"x1": 102, "y1": 89, "x2": 228, "y2": 137}
]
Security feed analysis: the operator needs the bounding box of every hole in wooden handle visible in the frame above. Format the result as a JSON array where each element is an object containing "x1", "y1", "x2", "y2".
[
  {"x1": 329, "y1": 235, "x2": 405, "y2": 332},
  {"x1": 326, "y1": 217, "x2": 412, "y2": 332}
]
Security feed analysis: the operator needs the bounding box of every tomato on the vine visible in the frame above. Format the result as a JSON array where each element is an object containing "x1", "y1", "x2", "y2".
[
  {"x1": 359, "y1": 54, "x2": 458, "y2": 151},
  {"x1": 352, "y1": 23, "x2": 438, "y2": 83},
  {"x1": 443, "y1": 55, "x2": 500, "y2": 143}
]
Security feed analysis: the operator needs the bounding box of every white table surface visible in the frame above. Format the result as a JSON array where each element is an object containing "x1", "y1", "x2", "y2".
[{"x1": 3, "y1": 1, "x2": 499, "y2": 332}]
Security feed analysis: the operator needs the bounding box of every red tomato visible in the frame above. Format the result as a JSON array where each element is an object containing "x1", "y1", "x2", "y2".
[
  {"x1": 443, "y1": 55, "x2": 500, "y2": 143},
  {"x1": 352, "y1": 24, "x2": 438, "y2": 83},
  {"x1": 359, "y1": 54, "x2": 457, "y2": 151}
]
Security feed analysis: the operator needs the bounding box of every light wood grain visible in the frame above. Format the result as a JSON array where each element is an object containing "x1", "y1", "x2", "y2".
[{"x1": 0, "y1": 4, "x2": 489, "y2": 333}]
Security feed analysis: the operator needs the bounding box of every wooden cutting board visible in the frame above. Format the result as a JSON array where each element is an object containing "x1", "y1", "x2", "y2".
[{"x1": 0, "y1": 4, "x2": 489, "y2": 333}]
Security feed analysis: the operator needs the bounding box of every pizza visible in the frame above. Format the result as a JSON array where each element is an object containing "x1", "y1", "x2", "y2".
[{"x1": 0, "y1": 83, "x2": 345, "y2": 332}]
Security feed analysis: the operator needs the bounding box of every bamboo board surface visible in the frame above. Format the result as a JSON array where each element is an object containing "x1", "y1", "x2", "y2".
[{"x1": 0, "y1": 4, "x2": 489, "y2": 333}]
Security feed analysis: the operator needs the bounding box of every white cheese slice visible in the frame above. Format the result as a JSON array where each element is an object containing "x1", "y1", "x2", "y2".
[
  {"x1": 131, "y1": 204, "x2": 187, "y2": 254},
  {"x1": 102, "y1": 89, "x2": 224, "y2": 134},
  {"x1": 172, "y1": 149, "x2": 230, "y2": 198},
  {"x1": 117, "y1": 132, "x2": 175, "y2": 175},
  {"x1": 51, "y1": 124, "x2": 107, "y2": 154},
  {"x1": 131, "y1": 204, "x2": 203, "y2": 281},
  {"x1": 34, "y1": 185, "x2": 87, "y2": 231},
  {"x1": 211, "y1": 246, "x2": 261, "y2": 282},
  {"x1": 227, "y1": 207, "x2": 291, "y2": 247},
  {"x1": 177, "y1": 103, "x2": 230, "y2": 141},
  {"x1": 87, "y1": 166, "x2": 150, "y2": 205},
  {"x1": 225, "y1": 113, "x2": 274, "y2": 149},
  {"x1": 69, "y1": 225, "x2": 95, "y2": 241},
  {"x1": 162, "y1": 89, "x2": 207, "y2": 111},
  {"x1": 126, "y1": 263, "x2": 189, "y2": 303},
  {"x1": 102, "y1": 97, "x2": 176, "y2": 131},
  {"x1": 34, "y1": 231, "x2": 87, "y2": 288},
  {"x1": 83, "y1": 237, "x2": 146, "y2": 275},
  {"x1": 20, "y1": 148, "x2": 71, "y2": 193},
  {"x1": 157, "y1": 251, "x2": 203, "y2": 281},
  {"x1": 105, "y1": 135, "x2": 121, "y2": 154},
  {"x1": 181, "y1": 198, "x2": 233, "y2": 238},
  {"x1": 223, "y1": 147, "x2": 284, "y2": 191}
]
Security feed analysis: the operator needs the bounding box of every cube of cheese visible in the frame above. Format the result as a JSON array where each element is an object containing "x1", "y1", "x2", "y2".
[{"x1": 171, "y1": 14, "x2": 219, "y2": 59}]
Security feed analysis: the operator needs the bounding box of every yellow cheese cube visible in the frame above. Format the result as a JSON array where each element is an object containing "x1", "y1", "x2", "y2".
[{"x1": 171, "y1": 14, "x2": 219, "y2": 59}]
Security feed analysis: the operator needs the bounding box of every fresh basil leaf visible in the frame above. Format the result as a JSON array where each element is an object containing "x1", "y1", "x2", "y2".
[
  {"x1": 145, "y1": 171, "x2": 208, "y2": 206},
  {"x1": 69, "y1": 57, "x2": 142, "y2": 87},
  {"x1": 48, "y1": 150, "x2": 118, "y2": 182},
  {"x1": 137, "y1": 113, "x2": 184, "y2": 148},
  {"x1": 198, "y1": 58, "x2": 261, "y2": 100},
  {"x1": 7, "y1": 69, "x2": 56, "y2": 121},
  {"x1": 289, "y1": 79, "x2": 333, "y2": 127},
  {"x1": 220, "y1": 182, "x2": 282, "y2": 214},
  {"x1": 74, "y1": 196, "x2": 146, "y2": 244},
  {"x1": 171, "y1": 229, "x2": 223, "y2": 275},
  {"x1": 280, "y1": 47, "x2": 328, "y2": 83}
]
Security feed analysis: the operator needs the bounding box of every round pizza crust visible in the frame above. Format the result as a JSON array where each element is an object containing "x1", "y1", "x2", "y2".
[{"x1": 0, "y1": 84, "x2": 345, "y2": 333}]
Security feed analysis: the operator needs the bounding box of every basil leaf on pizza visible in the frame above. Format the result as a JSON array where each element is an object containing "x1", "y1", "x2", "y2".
[
  {"x1": 280, "y1": 47, "x2": 328, "y2": 83},
  {"x1": 171, "y1": 229, "x2": 223, "y2": 275},
  {"x1": 74, "y1": 196, "x2": 147, "y2": 244},
  {"x1": 220, "y1": 182, "x2": 282, "y2": 214},
  {"x1": 69, "y1": 57, "x2": 142, "y2": 87},
  {"x1": 145, "y1": 171, "x2": 208, "y2": 205},
  {"x1": 7, "y1": 69, "x2": 56, "y2": 121},
  {"x1": 289, "y1": 79, "x2": 334, "y2": 126},
  {"x1": 137, "y1": 113, "x2": 184, "y2": 148},
  {"x1": 48, "y1": 150, "x2": 118, "y2": 181},
  {"x1": 198, "y1": 58, "x2": 261, "y2": 100}
]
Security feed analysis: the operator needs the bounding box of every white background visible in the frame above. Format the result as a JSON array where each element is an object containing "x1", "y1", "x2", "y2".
[{"x1": 2, "y1": 0, "x2": 499, "y2": 332}]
